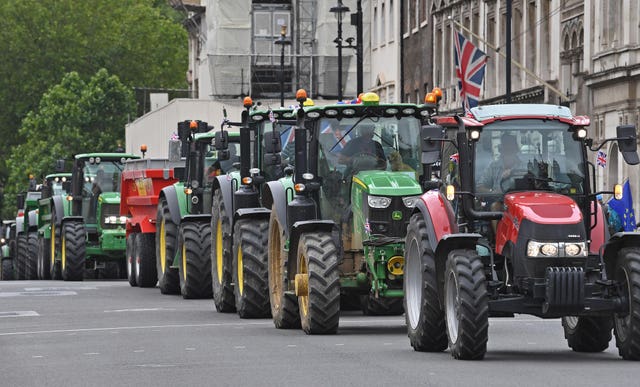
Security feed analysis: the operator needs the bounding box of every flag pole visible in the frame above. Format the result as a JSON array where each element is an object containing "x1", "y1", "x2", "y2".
[{"x1": 448, "y1": 16, "x2": 569, "y2": 102}]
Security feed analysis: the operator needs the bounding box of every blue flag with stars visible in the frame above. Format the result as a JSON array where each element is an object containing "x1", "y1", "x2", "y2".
[{"x1": 608, "y1": 180, "x2": 636, "y2": 231}]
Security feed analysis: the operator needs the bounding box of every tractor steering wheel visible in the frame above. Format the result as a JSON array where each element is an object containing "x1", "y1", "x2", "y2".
[
  {"x1": 499, "y1": 168, "x2": 529, "y2": 192},
  {"x1": 347, "y1": 152, "x2": 387, "y2": 175}
]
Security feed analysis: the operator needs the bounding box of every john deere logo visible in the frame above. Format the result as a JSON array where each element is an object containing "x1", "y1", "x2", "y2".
[{"x1": 392, "y1": 211, "x2": 402, "y2": 221}]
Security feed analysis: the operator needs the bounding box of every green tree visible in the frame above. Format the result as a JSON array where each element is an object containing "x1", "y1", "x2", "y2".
[
  {"x1": 0, "y1": 0, "x2": 187, "y2": 186},
  {"x1": 2, "y1": 69, "x2": 136, "y2": 217}
]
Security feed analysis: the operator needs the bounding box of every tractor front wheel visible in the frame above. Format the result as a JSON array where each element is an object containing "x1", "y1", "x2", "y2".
[
  {"x1": 296, "y1": 232, "x2": 340, "y2": 334},
  {"x1": 211, "y1": 189, "x2": 235, "y2": 312},
  {"x1": 404, "y1": 214, "x2": 448, "y2": 352},
  {"x1": 25, "y1": 232, "x2": 38, "y2": 280},
  {"x1": 267, "y1": 205, "x2": 300, "y2": 329},
  {"x1": 1, "y1": 259, "x2": 14, "y2": 280},
  {"x1": 136, "y1": 233, "x2": 157, "y2": 288},
  {"x1": 37, "y1": 235, "x2": 51, "y2": 280},
  {"x1": 444, "y1": 249, "x2": 489, "y2": 360},
  {"x1": 562, "y1": 316, "x2": 612, "y2": 352},
  {"x1": 232, "y1": 218, "x2": 271, "y2": 318},
  {"x1": 178, "y1": 222, "x2": 213, "y2": 299},
  {"x1": 126, "y1": 233, "x2": 137, "y2": 287},
  {"x1": 15, "y1": 234, "x2": 26, "y2": 280},
  {"x1": 156, "y1": 199, "x2": 179, "y2": 294},
  {"x1": 614, "y1": 247, "x2": 640, "y2": 360},
  {"x1": 61, "y1": 222, "x2": 85, "y2": 281}
]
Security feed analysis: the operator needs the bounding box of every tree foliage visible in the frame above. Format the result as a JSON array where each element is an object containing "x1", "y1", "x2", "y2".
[
  {"x1": 0, "y1": 0, "x2": 187, "y2": 192},
  {"x1": 2, "y1": 69, "x2": 136, "y2": 217}
]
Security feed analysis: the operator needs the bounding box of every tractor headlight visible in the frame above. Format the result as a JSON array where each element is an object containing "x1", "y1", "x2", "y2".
[
  {"x1": 402, "y1": 196, "x2": 421, "y2": 208},
  {"x1": 120, "y1": 216, "x2": 127, "y2": 224},
  {"x1": 527, "y1": 241, "x2": 558, "y2": 257},
  {"x1": 564, "y1": 242, "x2": 587, "y2": 257},
  {"x1": 106, "y1": 216, "x2": 117, "y2": 224},
  {"x1": 1, "y1": 238, "x2": 5, "y2": 244},
  {"x1": 368, "y1": 196, "x2": 391, "y2": 208}
]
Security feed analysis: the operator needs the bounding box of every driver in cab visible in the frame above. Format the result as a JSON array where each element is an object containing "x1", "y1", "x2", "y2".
[
  {"x1": 337, "y1": 125, "x2": 386, "y2": 170},
  {"x1": 478, "y1": 133, "x2": 524, "y2": 193}
]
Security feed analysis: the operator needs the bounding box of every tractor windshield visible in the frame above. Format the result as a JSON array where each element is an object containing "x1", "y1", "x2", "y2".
[
  {"x1": 47, "y1": 176, "x2": 70, "y2": 196},
  {"x1": 83, "y1": 160, "x2": 123, "y2": 196},
  {"x1": 317, "y1": 116, "x2": 422, "y2": 177},
  {"x1": 471, "y1": 119, "x2": 585, "y2": 200}
]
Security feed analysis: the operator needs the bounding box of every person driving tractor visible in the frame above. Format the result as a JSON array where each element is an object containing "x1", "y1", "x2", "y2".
[
  {"x1": 477, "y1": 133, "x2": 524, "y2": 193},
  {"x1": 338, "y1": 125, "x2": 386, "y2": 170}
]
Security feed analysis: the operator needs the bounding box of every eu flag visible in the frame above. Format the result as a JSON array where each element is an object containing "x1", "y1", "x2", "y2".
[{"x1": 608, "y1": 180, "x2": 637, "y2": 231}]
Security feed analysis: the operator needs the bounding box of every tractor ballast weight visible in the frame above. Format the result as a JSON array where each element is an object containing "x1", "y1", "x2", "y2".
[{"x1": 404, "y1": 104, "x2": 640, "y2": 360}]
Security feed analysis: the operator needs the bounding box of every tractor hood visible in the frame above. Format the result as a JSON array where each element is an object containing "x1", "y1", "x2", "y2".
[
  {"x1": 99, "y1": 192, "x2": 121, "y2": 205},
  {"x1": 504, "y1": 192, "x2": 582, "y2": 225},
  {"x1": 352, "y1": 171, "x2": 422, "y2": 196}
]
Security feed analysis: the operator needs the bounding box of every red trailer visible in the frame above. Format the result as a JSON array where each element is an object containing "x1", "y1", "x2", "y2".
[{"x1": 120, "y1": 158, "x2": 182, "y2": 287}]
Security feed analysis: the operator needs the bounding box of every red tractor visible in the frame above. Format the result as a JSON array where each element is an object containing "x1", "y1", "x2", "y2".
[{"x1": 404, "y1": 104, "x2": 640, "y2": 360}]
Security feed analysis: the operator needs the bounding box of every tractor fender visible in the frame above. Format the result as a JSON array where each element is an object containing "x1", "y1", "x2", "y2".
[
  {"x1": 159, "y1": 185, "x2": 182, "y2": 226},
  {"x1": 434, "y1": 233, "x2": 482, "y2": 304},
  {"x1": 234, "y1": 207, "x2": 270, "y2": 223},
  {"x1": 601, "y1": 232, "x2": 640, "y2": 280},
  {"x1": 212, "y1": 175, "x2": 235, "y2": 228},
  {"x1": 412, "y1": 190, "x2": 458, "y2": 248},
  {"x1": 287, "y1": 220, "x2": 337, "y2": 280},
  {"x1": 28, "y1": 210, "x2": 38, "y2": 231},
  {"x1": 182, "y1": 214, "x2": 211, "y2": 224},
  {"x1": 15, "y1": 217, "x2": 24, "y2": 235},
  {"x1": 52, "y1": 196, "x2": 66, "y2": 226},
  {"x1": 263, "y1": 181, "x2": 289, "y2": 237}
]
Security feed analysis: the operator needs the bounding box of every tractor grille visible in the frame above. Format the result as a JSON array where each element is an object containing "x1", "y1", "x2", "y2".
[
  {"x1": 367, "y1": 196, "x2": 412, "y2": 238},
  {"x1": 100, "y1": 203, "x2": 121, "y2": 230}
]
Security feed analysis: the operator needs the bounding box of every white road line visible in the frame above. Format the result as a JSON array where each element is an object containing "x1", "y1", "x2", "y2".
[
  {"x1": 0, "y1": 291, "x2": 76, "y2": 297},
  {"x1": 286, "y1": 345, "x2": 297, "y2": 348},
  {"x1": 135, "y1": 364, "x2": 176, "y2": 368},
  {"x1": 103, "y1": 308, "x2": 175, "y2": 313},
  {"x1": 185, "y1": 348, "x2": 196, "y2": 351},
  {"x1": 133, "y1": 350, "x2": 145, "y2": 353},
  {"x1": 335, "y1": 343, "x2": 344, "y2": 346},
  {"x1": 32, "y1": 355, "x2": 44, "y2": 358},
  {"x1": 24, "y1": 287, "x2": 97, "y2": 291},
  {"x1": 0, "y1": 311, "x2": 39, "y2": 318},
  {"x1": 234, "y1": 346, "x2": 246, "y2": 349},
  {"x1": 84, "y1": 352, "x2": 100, "y2": 356}
]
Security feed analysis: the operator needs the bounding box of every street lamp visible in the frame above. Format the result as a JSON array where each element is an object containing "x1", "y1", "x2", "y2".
[
  {"x1": 330, "y1": 0, "x2": 350, "y2": 101},
  {"x1": 274, "y1": 24, "x2": 291, "y2": 107}
]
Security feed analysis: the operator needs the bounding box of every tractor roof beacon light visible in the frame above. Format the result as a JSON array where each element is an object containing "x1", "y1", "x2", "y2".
[
  {"x1": 361, "y1": 92, "x2": 380, "y2": 106},
  {"x1": 424, "y1": 93, "x2": 437, "y2": 104},
  {"x1": 432, "y1": 87, "x2": 443, "y2": 102},
  {"x1": 243, "y1": 96, "x2": 253, "y2": 108},
  {"x1": 140, "y1": 144, "x2": 147, "y2": 158},
  {"x1": 303, "y1": 98, "x2": 314, "y2": 107},
  {"x1": 296, "y1": 89, "x2": 308, "y2": 104}
]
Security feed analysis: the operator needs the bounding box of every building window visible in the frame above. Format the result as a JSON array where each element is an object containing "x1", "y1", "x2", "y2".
[
  {"x1": 252, "y1": 6, "x2": 291, "y2": 66},
  {"x1": 381, "y1": 3, "x2": 386, "y2": 44},
  {"x1": 389, "y1": 0, "x2": 394, "y2": 43},
  {"x1": 414, "y1": 0, "x2": 419, "y2": 31},
  {"x1": 373, "y1": 6, "x2": 378, "y2": 47}
]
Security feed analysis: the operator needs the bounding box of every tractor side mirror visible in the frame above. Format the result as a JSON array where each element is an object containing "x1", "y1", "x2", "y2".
[
  {"x1": 16, "y1": 193, "x2": 25, "y2": 210},
  {"x1": 213, "y1": 131, "x2": 229, "y2": 151},
  {"x1": 616, "y1": 125, "x2": 639, "y2": 165},
  {"x1": 178, "y1": 121, "x2": 190, "y2": 142},
  {"x1": 263, "y1": 131, "x2": 282, "y2": 153},
  {"x1": 420, "y1": 125, "x2": 444, "y2": 165},
  {"x1": 55, "y1": 159, "x2": 65, "y2": 173}
]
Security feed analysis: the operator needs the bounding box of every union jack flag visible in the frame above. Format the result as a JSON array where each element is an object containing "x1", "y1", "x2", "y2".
[
  {"x1": 454, "y1": 30, "x2": 487, "y2": 113},
  {"x1": 280, "y1": 126, "x2": 295, "y2": 148},
  {"x1": 321, "y1": 122, "x2": 351, "y2": 151},
  {"x1": 449, "y1": 153, "x2": 459, "y2": 164},
  {"x1": 596, "y1": 150, "x2": 607, "y2": 167}
]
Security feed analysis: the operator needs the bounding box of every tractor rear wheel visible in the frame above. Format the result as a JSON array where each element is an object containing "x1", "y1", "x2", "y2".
[
  {"x1": 16, "y1": 234, "x2": 26, "y2": 280},
  {"x1": 50, "y1": 222, "x2": 62, "y2": 280},
  {"x1": 61, "y1": 222, "x2": 85, "y2": 281},
  {"x1": 404, "y1": 214, "x2": 448, "y2": 352},
  {"x1": 156, "y1": 199, "x2": 179, "y2": 294},
  {"x1": 444, "y1": 249, "x2": 489, "y2": 360},
  {"x1": 178, "y1": 222, "x2": 213, "y2": 299},
  {"x1": 1, "y1": 259, "x2": 14, "y2": 280},
  {"x1": 562, "y1": 316, "x2": 612, "y2": 352},
  {"x1": 136, "y1": 233, "x2": 157, "y2": 288},
  {"x1": 360, "y1": 295, "x2": 404, "y2": 316},
  {"x1": 211, "y1": 189, "x2": 235, "y2": 312},
  {"x1": 25, "y1": 232, "x2": 38, "y2": 280},
  {"x1": 296, "y1": 232, "x2": 340, "y2": 334},
  {"x1": 614, "y1": 247, "x2": 640, "y2": 360},
  {"x1": 232, "y1": 218, "x2": 271, "y2": 318},
  {"x1": 37, "y1": 235, "x2": 51, "y2": 280},
  {"x1": 126, "y1": 233, "x2": 137, "y2": 286},
  {"x1": 268, "y1": 205, "x2": 300, "y2": 329}
]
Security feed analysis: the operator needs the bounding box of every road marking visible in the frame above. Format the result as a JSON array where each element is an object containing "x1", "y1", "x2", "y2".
[
  {"x1": 287, "y1": 345, "x2": 297, "y2": 348},
  {"x1": 0, "y1": 311, "x2": 39, "y2": 318},
  {"x1": 136, "y1": 364, "x2": 176, "y2": 368},
  {"x1": 133, "y1": 350, "x2": 145, "y2": 353},
  {"x1": 24, "y1": 287, "x2": 97, "y2": 291},
  {"x1": 103, "y1": 308, "x2": 175, "y2": 313},
  {"x1": 32, "y1": 355, "x2": 44, "y2": 358},
  {"x1": 335, "y1": 343, "x2": 344, "y2": 346},
  {"x1": 84, "y1": 352, "x2": 100, "y2": 356},
  {"x1": 234, "y1": 346, "x2": 246, "y2": 349},
  {"x1": 0, "y1": 291, "x2": 76, "y2": 297},
  {"x1": 383, "y1": 343, "x2": 392, "y2": 346},
  {"x1": 185, "y1": 348, "x2": 195, "y2": 351}
]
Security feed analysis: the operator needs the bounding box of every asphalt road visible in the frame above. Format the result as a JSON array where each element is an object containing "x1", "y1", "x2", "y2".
[{"x1": 1, "y1": 280, "x2": 639, "y2": 387}]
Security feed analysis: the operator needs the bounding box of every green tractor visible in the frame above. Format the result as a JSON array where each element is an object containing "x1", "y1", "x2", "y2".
[
  {"x1": 15, "y1": 189, "x2": 42, "y2": 280},
  {"x1": 1, "y1": 220, "x2": 16, "y2": 280},
  {"x1": 155, "y1": 120, "x2": 241, "y2": 298},
  {"x1": 263, "y1": 91, "x2": 439, "y2": 333},
  {"x1": 43, "y1": 153, "x2": 139, "y2": 280},
  {"x1": 211, "y1": 98, "x2": 298, "y2": 317},
  {"x1": 36, "y1": 173, "x2": 72, "y2": 280}
]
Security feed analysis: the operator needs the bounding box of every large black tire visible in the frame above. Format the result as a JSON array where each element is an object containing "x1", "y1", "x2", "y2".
[
  {"x1": 296, "y1": 232, "x2": 340, "y2": 334},
  {"x1": 126, "y1": 233, "x2": 137, "y2": 286},
  {"x1": 25, "y1": 232, "x2": 38, "y2": 280},
  {"x1": 156, "y1": 198, "x2": 179, "y2": 294},
  {"x1": 211, "y1": 189, "x2": 235, "y2": 312},
  {"x1": 178, "y1": 222, "x2": 213, "y2": 299},
  {"x1": 232, "y1": 218, "x2": 271, "y2": 318},
  {"x1": 360, "y1": 295, "x2": 404, "y2": 316},
  {"x1": 16, "y1": 234, "x2": 27, "y2": 280},
  {"x1": 61, "y1": 222, "x2": 85, "y2": 281},
  {"x1": 136, "y1": 233, "x2": 157, "y2": 288},
  {"x1": 50, "y1": 222, "x2": 62, "y2": 280},
  {"x1": 404, "y1": 214, "x2": 448, "y2": 352},
  {"x1": 444, "y1": 249, "x2": 489, "y2": 360},
  {"x1": 1, "y1": 259, "x2": 14, "y2": 280},
  {"x1": 562, "y1": 316, "x2": 612, "y2": 352},
  {"x1": 268, "y1": 205, "x2": 300, "y2": 329},
  {"x1": 614, "y1": 247, "x2": 640, "y2": 360},
  {"x1": 37, "y1": 235, "x2": 51, "y2": 280}
]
